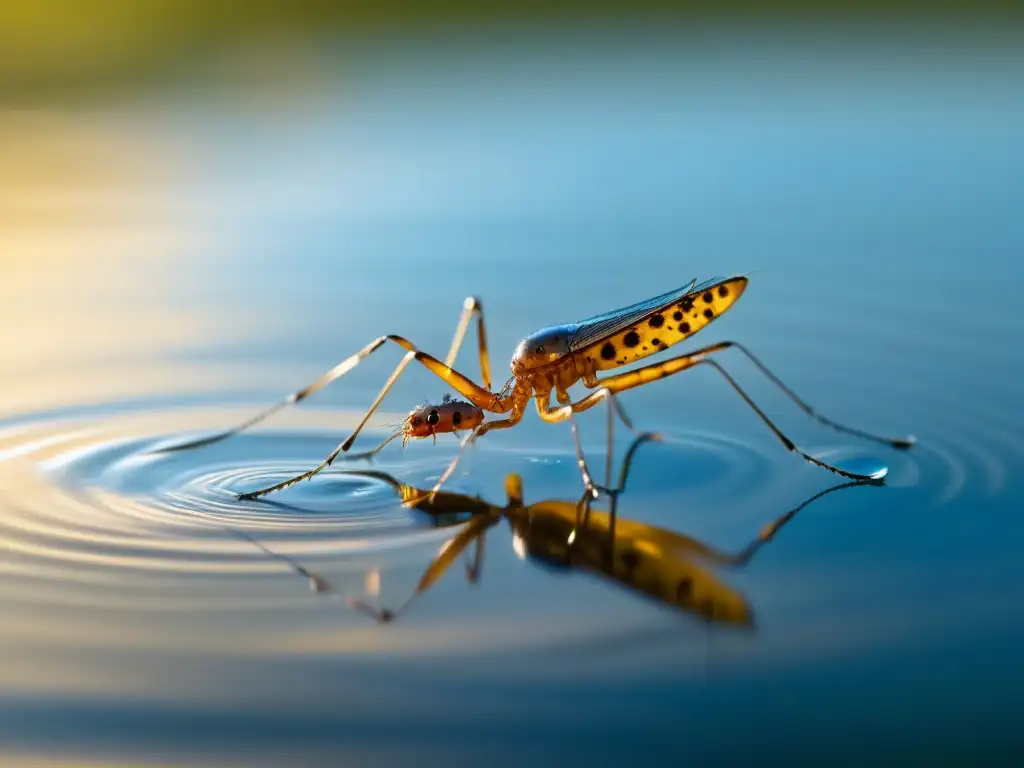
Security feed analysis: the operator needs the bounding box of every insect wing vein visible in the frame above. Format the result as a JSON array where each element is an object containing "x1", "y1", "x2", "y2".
[{"x1": 567, "y1": 278, "x2": 699, "y2": 352}]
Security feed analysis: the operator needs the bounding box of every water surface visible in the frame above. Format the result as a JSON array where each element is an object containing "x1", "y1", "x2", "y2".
[{"x1": 2, "y1": 23, "x2": 1023, "y2": 766}]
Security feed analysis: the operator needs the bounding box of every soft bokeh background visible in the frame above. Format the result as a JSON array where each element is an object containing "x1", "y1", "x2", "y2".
[{"x1": 2, "y1": 3, "x2": 1023, "y2": 765}]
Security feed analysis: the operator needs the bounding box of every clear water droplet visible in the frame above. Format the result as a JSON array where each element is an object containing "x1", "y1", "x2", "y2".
[{"x1": 838, "y1": 457, "x2": 888, "y2": 481}]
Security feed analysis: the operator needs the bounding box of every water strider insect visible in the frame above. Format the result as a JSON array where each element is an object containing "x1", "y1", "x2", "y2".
[
  {"x1": 159, "y1": 276, "x2": 915, "y2": 500},
  {"x1": 306, "y1": 433, "x2": 883, "y2": 626}
]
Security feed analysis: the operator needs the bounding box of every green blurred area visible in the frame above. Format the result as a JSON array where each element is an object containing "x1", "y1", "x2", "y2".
[{"x1": 1, "y1": 0, "x2": 1022, "y2": 104}]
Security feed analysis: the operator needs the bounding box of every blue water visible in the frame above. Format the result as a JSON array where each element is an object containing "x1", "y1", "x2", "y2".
[{"x1": 2, "y1": 23, "x2": 1023, "y2": 765}]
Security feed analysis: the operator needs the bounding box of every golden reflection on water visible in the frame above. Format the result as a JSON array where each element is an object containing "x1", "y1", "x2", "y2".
[
  {"x1": 0, "y1": 110, "x2": 276, "y2": 419},
  {"x1": 0, "y1": 385, "x2": 920, "y2": 706},
  {"x1": 0, "y1": 108, "x2": 453, "y2": 702}
]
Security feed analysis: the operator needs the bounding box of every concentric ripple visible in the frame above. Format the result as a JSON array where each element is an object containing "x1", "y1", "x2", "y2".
[{"x1": 0, "y1": 383, "x2": 1016, "y2": 673}]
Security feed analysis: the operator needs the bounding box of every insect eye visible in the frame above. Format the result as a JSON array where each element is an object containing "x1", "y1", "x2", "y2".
[
  {"x1": 426, "y1": 409, "x2": 440, "y2": 426},
  {"x1": 536, "y1": 346, "x2": 544, "y2": 354},
  {"x1": 452, "y1": 411, "x2": 462, "y2": 426}
]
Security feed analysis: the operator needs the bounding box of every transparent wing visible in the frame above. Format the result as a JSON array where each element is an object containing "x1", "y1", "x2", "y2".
[{"x1": 567, "y1": 278, "x2": 704, "y2": 352}]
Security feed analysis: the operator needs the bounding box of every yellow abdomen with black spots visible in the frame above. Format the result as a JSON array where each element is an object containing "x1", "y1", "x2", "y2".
[{"x1": 574, "y1": 276, "x2": 748, "y2": 372}]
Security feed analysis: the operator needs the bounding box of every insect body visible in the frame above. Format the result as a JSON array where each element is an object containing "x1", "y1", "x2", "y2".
[
  {"x1": 159, "y1": 277, "x2": 915, "y2": 500},
  {"x1": 403, "y1": 393, "x2": 484, "y2": 443}
]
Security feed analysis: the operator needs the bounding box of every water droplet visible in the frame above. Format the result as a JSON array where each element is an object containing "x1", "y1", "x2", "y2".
[{"x1": 838, "y1": 457, "x2": 888, "y2": 481}]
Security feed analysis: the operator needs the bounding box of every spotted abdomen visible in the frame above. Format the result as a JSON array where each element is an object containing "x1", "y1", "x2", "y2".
[{"x1": 577, "y1": 276, "x2": 748, "y2": 371}]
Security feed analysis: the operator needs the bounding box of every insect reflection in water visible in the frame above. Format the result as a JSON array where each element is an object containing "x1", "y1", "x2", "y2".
[{"x1": 267, "y1": 434, "x2": 884, "y2": 628}]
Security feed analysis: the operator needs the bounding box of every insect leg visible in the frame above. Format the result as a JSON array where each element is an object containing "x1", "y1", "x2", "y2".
[
  {"x1": 539, "y1": 391, "x2": 613, "y2": 504},
  {"x1": 567, "y1": 409, "x2": 600, "y2": 503},
  {"x1": 153, "y1": 335, "x2": 389, "y2": 452},
  {"x1": 721, "y1": 341, "x2": 915, "y2": 449},
  {"x1": 237, "y1": 352, "x2": 417, "y2": 499},
  {"x1": 578, "y1": 430, "x2": 663, "y2": 550},
  {"x1": 584, "y1": 346, "x2": 896, "y2": 482},
  {"x1": 425, "y1": 414, "x2": 523, "y2": 501},
  {"x1": 466, "y1": 525, "x2": 486, "y2": 583},
  {"x1": 588, "y1": 340, "x2": 915, "y2": 450},
  {"x1": 542, "y1": 392, "x2": 652, "y2": 500},
  {"x1": 691, "y1": 477, "x2": 877, "y2": 568},
  {"x1": 237, "y1": 349, "x2": 506, "y2": 500},
  {"x1": 156, "y1": 305, "x2": 504, "y2": 454},
  {"x1": 336, "y1": 428, "x2": 404, "y2": 462},
  {"x1": 165, "y1": 501, "x2": 344, "y2": 596},
  {"x1": 536, "y1": 392, "x2": 652, "y2": 530},
  {"x1": 348, "y1": 513, "x2": 499, "y2": 623},
  {"x1": 612, "y1": 431, "x2": 665, "y2": 494},
  {"x1": 340, "y1": 346, "x2": 508, "y2": 453},
  {"x1": 603, "y1": 392, "x2": 615, "y2": 489},
  {"x1": 445, "y1": 296, "x2": 492, "y2": 391}
]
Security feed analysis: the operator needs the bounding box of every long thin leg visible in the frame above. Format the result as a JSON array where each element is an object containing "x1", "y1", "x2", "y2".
[
  {"x1": 346, "y1": 513, "x2": 500, "y2": 623},
  {"x1": 543, "y1": 389, "x2": 632, "y2": 528},
  {"x1": 232, "y1": 529, "x2": 337, "y2": 595},
  {"x1": 567, "y1": 412, "x2": 601, "y2": 505},
  {"x1": 557, "y1": 391, "x2": 641, "y2": 499},
  {"x1": 155, "y1": 293, "x2": 499, "y2": 453},
  {"x1": 568, "y1": 345, "x2": 910, "y2": 482},
  {"x1": 574, "y1": 429, "x2": 662, "y2": 539},
  {"x1": 587, "y1": 340, "x2": 916, "y2": 450},
  {"x1": 339, "y1": 342, "x2": 513, "y2": 455},
  {"x1": 727, "y1": 342, "x2": 915, "y2": 449},
  {"x1": 237, "y1": 352, "x2": 415, "y2": 500},
  {"x1": 237, "y1": 349, "x2": 508, "y2": 500},
  {"x1": 424, "y1": 414, "x2": 523, "y2": 501},
  {"x1": 604, "y1": 397, "x2": 615, "y2": 490},
  {"x1": 337, "y1": 428, "x2": 404, "y2": 462},
  {"x1": 154, "y1": 335, "x2": 388, "y2": 452},
  {"x1": 466, "y1": 528, "x2": 486, "y2": 583},
  {"x1": 729, "y1": 479, "x2": 875, "y2": 565},
  {"x1": 667, "y1": 477, "x2": 877, "y2": 569},
  {"x1": 165, "y1": 502, "x2": 345, "y2": 596},
  {"x1": 614, "y1": 431, "x2": 666, "y2": 493},
  {"x1": 446, "y1": 296, "x2": 492, "y2": 391}
]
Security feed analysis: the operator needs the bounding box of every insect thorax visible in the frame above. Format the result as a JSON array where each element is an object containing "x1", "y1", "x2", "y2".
[{"x1": 510, "y1": 324, "x2": 577, "y2": 375}]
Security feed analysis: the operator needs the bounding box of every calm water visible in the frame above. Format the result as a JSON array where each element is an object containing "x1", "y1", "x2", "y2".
[{"x1": 2, "y1": 25, "x2": 1024, "y2": 766}]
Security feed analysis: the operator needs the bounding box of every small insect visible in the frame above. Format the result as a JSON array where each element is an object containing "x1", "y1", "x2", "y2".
[
  {"x1": 401, "y1": 393, "x2": 485, "y2": 444},
  {"x1": 159, "y1": 277, "x2": 915, "y2": 499},
  {"x1": 237, "y1": 394, "x2": 483, "y2": 500},
  {"x1": 324, "y1": 433, "x2": 882, "y2": 626}
]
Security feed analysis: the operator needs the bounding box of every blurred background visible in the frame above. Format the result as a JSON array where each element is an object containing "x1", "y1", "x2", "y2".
[{"x1": 2, "y1": 2, "x2": 1023, "y2": 765}]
